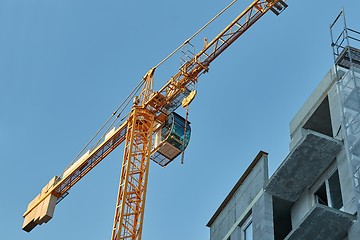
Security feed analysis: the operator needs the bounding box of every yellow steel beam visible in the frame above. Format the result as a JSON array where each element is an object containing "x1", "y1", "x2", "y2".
[
  {"x1": 111, "y1": 107, "x2": 155, "y2": 240},
  {"x1": 23, "y1": 120, "x2": 128, "y2": 220},
  {"x1": 145, "y1": 0, "x2": 287, "y2": 115},
  {"x1": 23, "y1": 0, "x2": 288, "y2": 236}
]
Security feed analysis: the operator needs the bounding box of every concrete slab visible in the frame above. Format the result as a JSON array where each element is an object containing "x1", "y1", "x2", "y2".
[
  {"x1": 265, "y1": 130, "x2": 342, "y2": 202},
  {"x1": 284, "y1": 204, "x2": 355, "y2": 240}
]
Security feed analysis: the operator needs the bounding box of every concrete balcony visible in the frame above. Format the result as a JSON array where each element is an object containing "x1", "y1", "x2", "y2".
[
  {"x1": 265, "y1": 130, "x2": 342, "y2": 202},
  {"x1": 284, "y1": 204, "x2": 355, "y2": 240}
]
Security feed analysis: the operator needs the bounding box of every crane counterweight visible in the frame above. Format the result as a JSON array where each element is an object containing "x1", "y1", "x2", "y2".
[{"x1": 22, "y1": 177, "x2": 58, "y2": 232}]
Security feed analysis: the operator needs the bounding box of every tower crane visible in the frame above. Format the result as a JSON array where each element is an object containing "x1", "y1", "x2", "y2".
[{"x1": 22, "y1": 1, "x2": 287, "y2": 239}]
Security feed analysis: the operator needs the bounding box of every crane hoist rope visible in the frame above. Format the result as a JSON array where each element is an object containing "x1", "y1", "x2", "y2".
[
  {"x1": 154, "y1": 0, "x2": 237, "y2": 69},
  {"x1": 64, "y1": 0, "x2": 238, "y2": 169},
  {"x1": 65, "y1": 78, "x2": 145, "y2": 170}
]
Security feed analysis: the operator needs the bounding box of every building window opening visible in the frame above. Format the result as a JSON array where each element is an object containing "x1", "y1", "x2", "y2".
[
  {"x1": 243, "y1": 221, "x2": 253, "y2": 240},
  {"x1": 315, "y1": 183, "x2": 328, "y2": 205},
  {"x1": 328, "y1": 170, "x2": 343, "y2": 209},
  {"x1": 240, "y1": 216, "x2": 253, "y2": 240},
  {"x1": 273, "y1": 196, "x2": 292, "y2": 240},
  {"x1": 314, "y1": 169, "x2": 343, "y2": 210},
  {"x1": 303, "y1": 96, "x2": 333, "y2": 137}
]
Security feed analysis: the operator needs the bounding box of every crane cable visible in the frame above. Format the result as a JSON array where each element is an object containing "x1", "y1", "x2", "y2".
[
  {"x1": 91, "y1": 79, "x2": 143, "y2": 148},
  {"x1": 181, "y1": 105, "x2": 190, "y2": 164},
  {"x1": 180, "y1": 86, "x2": 198, "y2": 164},
  {"x1": 177, "y1": 1, "x2": 238, "y2": 164},
  {"x1": 154, "y1": 0, "x2": 237, "y2": 69},
  {"x1": 63, "y1": 78, "x2": 145, "y2": 173},
  {"x1": 159, "y1": 1, "x2": 240, "y2": 163},
  {"x1": 63, "y1": 0, "x2": 238, "y2": 172}
]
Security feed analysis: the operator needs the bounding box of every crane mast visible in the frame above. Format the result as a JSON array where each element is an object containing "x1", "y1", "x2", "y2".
[
  {"x1": 22, "y1": 1, "x2": 288, "y2": 239},
  {"x1": 112, "y1": 106, "x2": 155, "y2": 240}
]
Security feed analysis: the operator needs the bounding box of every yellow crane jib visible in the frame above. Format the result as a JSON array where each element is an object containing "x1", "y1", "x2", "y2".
[{"x1": 23, "y1": 1, "x2": 288, "y2": 238}]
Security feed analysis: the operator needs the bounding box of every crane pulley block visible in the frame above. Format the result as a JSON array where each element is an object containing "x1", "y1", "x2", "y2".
[{"x1": 268, "y1": 0, "x2": 288, "y2": 15}]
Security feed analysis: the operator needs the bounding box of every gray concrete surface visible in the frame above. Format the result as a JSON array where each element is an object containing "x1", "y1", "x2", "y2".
[
  {"x1": 284, "y1": 204, "x2": 355, "y2": 240},
  {"x1": 265, "y1": 130, "x2": 342, "y2": 202}
]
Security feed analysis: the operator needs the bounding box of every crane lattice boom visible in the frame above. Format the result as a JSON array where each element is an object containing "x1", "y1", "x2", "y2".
[{"x1": 22, "y1": 1, "x2": 287, "y2": 239}]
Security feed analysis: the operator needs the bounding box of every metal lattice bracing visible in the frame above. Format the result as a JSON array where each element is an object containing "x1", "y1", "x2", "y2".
[
  {"x1": 111, "y1": 107, "x2": 155, "y2": 240},
  {"x1": 331, "y1": 10, "x2": 360, "y2": 213},
  {"x1": 145, "y1": 0, "x2": 288, "y2": 115},
  {"x1": 22, "y1": 0, "x2": 288, "y2": 237}
]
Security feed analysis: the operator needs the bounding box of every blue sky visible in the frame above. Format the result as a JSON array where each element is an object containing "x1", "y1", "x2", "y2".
[{"x1": 1, "y1": 0, "x2": 360, "y2": 239}]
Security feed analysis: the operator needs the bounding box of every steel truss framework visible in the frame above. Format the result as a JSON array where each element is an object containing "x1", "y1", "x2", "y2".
[
  {"x1": 112, "y1": 107, "x2": 155, "y2": 240},
  {"x1": 22, "y1": 1, "x2": 288, "y2": 239},
  {"x1": 23, "y1": 1, "x2": 288, "y2": 219},
  {"x1": 146, "y1": 0, "x2": 288, "y2": 115}
]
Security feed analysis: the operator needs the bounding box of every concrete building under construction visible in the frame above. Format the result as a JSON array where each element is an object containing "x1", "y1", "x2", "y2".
[{"x1": 206, "y1": 12, "x2": 360, "y2": 240}]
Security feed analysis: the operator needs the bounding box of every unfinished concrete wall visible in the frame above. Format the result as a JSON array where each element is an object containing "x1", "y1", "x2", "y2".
[
  {"x1": 317, "y1": 68, "x2": 357, "y2": 215},
  {"x1": 286, "y1": 65, "x2": 359, "y2": 239},
  {"x1": 208, "y1": 61, "x2": 360, "y2": 239},
  {"x1": 289, "y1": 68, "x2": 339, "y2": 150},
  {"x1": 337, "y1": 148, "x2": 357, "y2": 214},
  {"x1": 252, "y1": 192, "x2": 274, "y2": 240},
  {"x1": 208, "y1": 152, "x2": 269, "y2": 240},
  {"x1": 285, "y1": 144, "x2": 357, "y2": 237},
  {"x1": 328, "y1": 81, "x2": 343, "y2": 140},
  {"x1": 209, "y1": 198, "x2": 236, "y2": 240},
  {"x1": 229, "y1": 225, "x2": 241, "y2": 240},
  {"x1": 348, "y1": 219, "x2": 360, "y2": 240},
  {"x1": 290, "y1": 189, "x2": 312, "y2": 228},
  {"x1": 259, "y1": 64, "x2": 351, "y2": 240}
]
